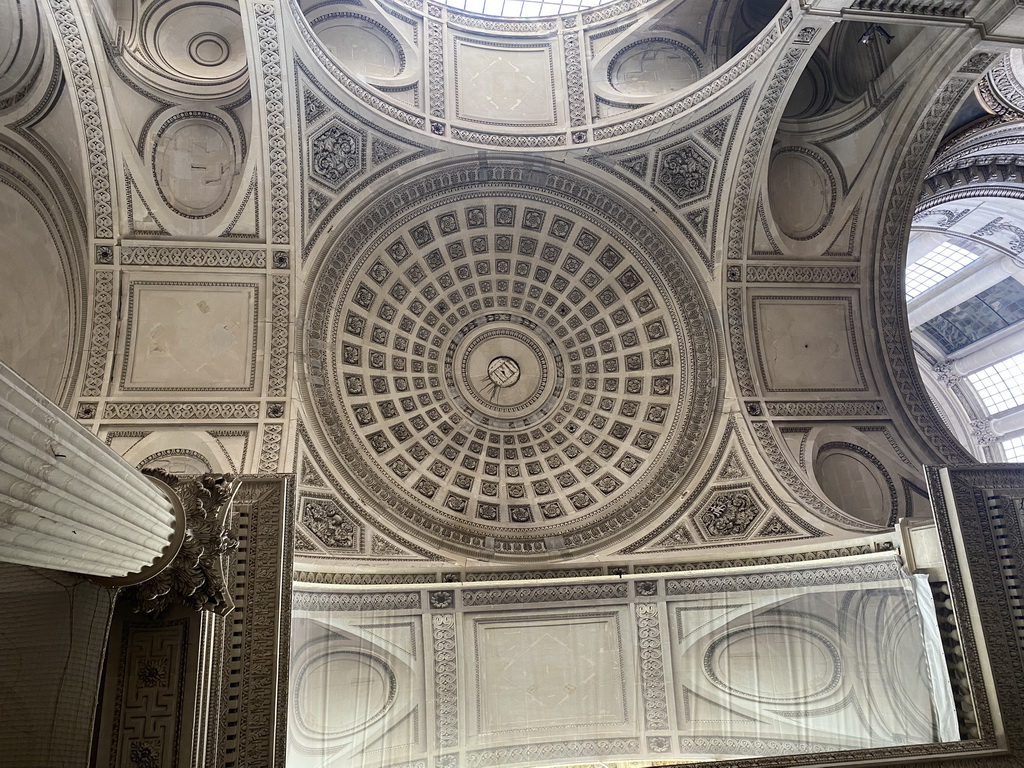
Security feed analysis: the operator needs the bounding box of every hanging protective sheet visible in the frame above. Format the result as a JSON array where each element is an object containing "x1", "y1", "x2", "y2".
[{"x1": 288, "y1": 551, "x2": 959, "y2": 767}]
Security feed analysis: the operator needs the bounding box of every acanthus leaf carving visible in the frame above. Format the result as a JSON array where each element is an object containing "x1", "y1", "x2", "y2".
[
  {"x1": 697, "y1": 491, "x2": 762, "y2": 538},
  {"x1": 124, "y1": 471, "x2": 238, "y2": 616}
]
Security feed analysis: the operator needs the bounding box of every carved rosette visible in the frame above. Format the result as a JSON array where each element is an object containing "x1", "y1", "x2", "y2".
[
  {"x1": 123, "y1": 470, "x2": 239, "y2": 616},
  {"x1": 697, "y1": 491, "x2": 763, "y2": 539}
]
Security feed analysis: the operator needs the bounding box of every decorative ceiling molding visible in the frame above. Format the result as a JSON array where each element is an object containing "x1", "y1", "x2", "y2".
[{"x1": 301, "y1": 157, "x2": 722, "y2": 558}]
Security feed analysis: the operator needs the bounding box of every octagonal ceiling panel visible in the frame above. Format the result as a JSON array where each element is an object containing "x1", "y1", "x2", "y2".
[{"x1": 302, "y1": 160, "x2": 720, "y2": 558}]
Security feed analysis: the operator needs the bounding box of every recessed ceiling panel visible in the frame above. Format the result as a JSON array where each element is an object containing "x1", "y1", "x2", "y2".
[{"x1": 302, "y1": 160, "x2": 720, "y2": 558}]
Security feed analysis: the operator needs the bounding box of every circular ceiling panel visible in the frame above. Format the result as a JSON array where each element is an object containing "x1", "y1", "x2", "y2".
[
  {"x1": 128, "y1": 0, "x2": 249, "y2": 100},
  {"x1": 311, "y1": 16, "x2": 404, "y2": 80},
  {"x1": 609, "y1": 40, "x2": 703, "y2": 97},
  {"x1": 295, "y1": 650, "x2": 396, "y2": 737},
  {"x1": 303, "y1": 161, "x2": 720, "y2": 558},
  {"x1": 152, "y1": 3, "x2": 247, "y2": 82}
]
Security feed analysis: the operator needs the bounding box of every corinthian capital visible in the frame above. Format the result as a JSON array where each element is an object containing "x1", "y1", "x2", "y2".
[
  {"x1": 970, "y1": 419, "x2": 999, "y2": 447},
  {"x1": 124, "y1": 470, "x2": 239, "y2": 616},
  {"x1": 933, "y1": 361, "x2": 964, "y2": 387}
]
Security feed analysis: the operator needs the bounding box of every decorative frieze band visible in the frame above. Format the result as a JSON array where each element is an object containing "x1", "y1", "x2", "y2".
[
  {"x1": 259, "y1": 423, "x2": 284, "y2": 472},
  {"x1": 120, "y1": 247, "x2": 267, "y2": 268},
  {"x1": 633, "y1": 543, "x2": 877, "y2": 573},
  {"x1": 463, "y1": 567, "x2": 604, "y2": 581},
  {"x1": 253, "y1": 3, "x2": 290, "y2": 245},
  {"x1": 467, "y1": 739, "x2": 640, "y2": 768},
  {"x1": 102, "y1": 402, "x2": 261, "y2": 420},
  {"x1": 82, "y1": 270, "x2": 114, "y2": 397},
  {"x1": 766, "y1": 401, "x2": 887, "y2": 418},
  {"x1": 744, "y1": 265, "x2": 860, "y2": 283},
  {"x1": 636, "y1": 603, "x2": 669, "y2": 730},
  {"x1": 292, "y1": 591, "x2": 421, "y2": 611},
  {"x1": 449, "y1": 128, "x2": 566, "y2": 147},
  {"x1": 428, "y1": 20, "x2": 444, "y2": 119},
  {"x1": 294, "y1": 571, "x2": 439, "y2": 585},
  {"x1": 665, "y1": 554, "x2": 903, "y2": 595},
  {"x1": 432, "y1": 613, "x2": 458, "y2": 748},
  {"x1": 563, "y1": 31, "x2": 587, "y2": 128},
  {"x1": 48, "y1": 0, "x2": 113, "y2": 238},
  {"x1": 292, "y1": 566, "x2": 612, "y2": 584},
  {"x1": 268, "y1": 275, "x2": 289, "y2": 398},
  {"x1": 461, "y1": 583, "x2": 628, "y2": 606},
  {"x1": 726, "y1": 288, "x2": 756, "y2": 397},
  {"x1": 448, "y1": 11, "x2": 556, "y2": 31}
]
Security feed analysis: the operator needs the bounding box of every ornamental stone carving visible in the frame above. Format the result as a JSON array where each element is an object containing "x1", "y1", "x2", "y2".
[
  {"x1": 654, "y1": 140, "x2": 713, "y2": 205},
  {"x1": 696, "y1": 490, "x2": 763, "y2": 539},
  {"x1": 430, "y1": 590, "x2": 455, "y2": 609},
  {"x1": 128, "y1": 739, "x2": 161, "y2": 768},
  {"x1": 309, "y1": 119, "x2": 364, "y2": 191},
  {"x1": 933, "y1": 361, "x2": 964, "y2": 387},
  {"x1": 971, "y1": 418, "x2": 999, "y2": 446},
  {"x1": 976, "y1": 52, "x2": 1024, "y2": 116},
  {"x1": 302, "y1": 498, "x2": 363, "y2": 551},
  {"x1": 136, "y1": 658, "x2": 169, "y2": 688},
  {"x1": 123, "y1": 470, "x2": 238, "y2": 616}
]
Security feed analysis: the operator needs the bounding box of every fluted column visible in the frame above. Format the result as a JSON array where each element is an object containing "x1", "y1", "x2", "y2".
[{"x1": 0, "y1": 360, "x2": 179, "y2": 577}]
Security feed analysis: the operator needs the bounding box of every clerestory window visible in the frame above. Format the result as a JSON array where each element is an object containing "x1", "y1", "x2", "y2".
[
  {"x1": 905, "y1": 242, "x2": 979, "y2": 300},
  {"x1": 437, "y1": 0, "x2": 615, "y2": 15},
  {"x1": 967, "y1": 350, "x2": 1024, "y2": 414},
  {"x1": 1002, "y1": 434, "x2": 1024, "y2": 462}
]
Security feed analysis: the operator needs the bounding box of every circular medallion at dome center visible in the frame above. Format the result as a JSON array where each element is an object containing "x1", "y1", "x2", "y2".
[
  {"x1": 488, "y1": 356, "x2": 520, "y2": 388},
  {"x1": 303, "y1": 163, "x2": 720, "y2": 558},
  {"x1": 448, "y1": 318, "x2": 563, "y2": 428}
]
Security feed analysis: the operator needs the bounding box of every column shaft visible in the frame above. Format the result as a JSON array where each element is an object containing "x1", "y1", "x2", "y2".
[
  {"x1": 991, "y1": 407, "x2": 1024, "y2": 439},
  {"x1": 0, "y1": 361, "x2": 177, "y2": 577}
]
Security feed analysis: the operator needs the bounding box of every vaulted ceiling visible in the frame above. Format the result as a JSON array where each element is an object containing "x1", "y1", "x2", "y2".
[{"x1": 1, "y1": 0, "x2": 1022, "y2": 571}]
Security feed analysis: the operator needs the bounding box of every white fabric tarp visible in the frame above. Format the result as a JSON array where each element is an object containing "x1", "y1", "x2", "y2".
[{"x1": 289, "y1": 551, "x2": 959, "y2": 767}]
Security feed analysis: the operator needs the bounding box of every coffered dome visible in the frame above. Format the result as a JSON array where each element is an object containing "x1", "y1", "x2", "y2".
[{"x1": 302, "y1": 159, "x2": 721, "y2": 557}]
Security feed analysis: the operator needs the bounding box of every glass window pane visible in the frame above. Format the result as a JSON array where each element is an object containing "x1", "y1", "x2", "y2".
[
  {"x1": 436, "y1": 0, "x2": 615, "y2": 15},
  {"x1": 968, "y1": 351, "x2": 1024, "y2": 414},
  {"x1": 1003, "y1": 435, "x2": 1024, "y2": 463},
  {"x1": 905, "y1": 242, "x2": 979, "y2": 300}
]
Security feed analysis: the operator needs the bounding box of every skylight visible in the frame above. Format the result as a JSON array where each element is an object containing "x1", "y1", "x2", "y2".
[
  {"x1": 438, "y1": 0, "x2": 614, "y2": 16},
  {"x1": 1003, "y1": 435, "x2": 1024, "y2": 462},
  {"x1": 967, "y1": 351, "x2": 1024, "y2": 414},
  {"x1": 905, "y1": 242, "x2": 979, "y2": 300}
]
